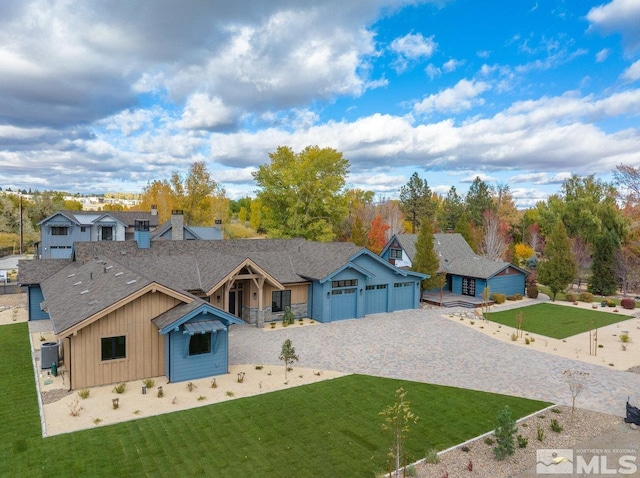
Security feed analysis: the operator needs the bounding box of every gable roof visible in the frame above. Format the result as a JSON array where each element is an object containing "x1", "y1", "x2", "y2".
[
  {"x1": 38, "y1": 210, "x2": 159, "y2": 228},
  {"x1": 18, "y1": 258, "x2": 71, "y2": 285},
  {"x1": 153, "y1": 301, "x2": 242, "y2": 334},
  {"x1": 383, "y1": 232, "x2": 527, "y2": 280},
  {"x1": 40, "y1": 255, "x2": 193, "y2": 336},
  {"x1": 71, "y1": 238, "x2": 367, "y2": 292}
]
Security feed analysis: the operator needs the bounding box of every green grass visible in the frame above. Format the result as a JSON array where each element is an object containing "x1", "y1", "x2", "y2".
[
  {"x1": 487, "y1": 303, "x2": 633, "y2": 339},
  {"x1": 0, "y1": 322, "x2": 550, "y2": 477}
]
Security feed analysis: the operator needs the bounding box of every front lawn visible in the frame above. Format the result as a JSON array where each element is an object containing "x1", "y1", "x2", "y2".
[
  {"x1": 1, "y1": 322, "x2": 550, "y2": 477},
  {"x1": 487, "y1": 303, "x2": 633, "y2": 339}
]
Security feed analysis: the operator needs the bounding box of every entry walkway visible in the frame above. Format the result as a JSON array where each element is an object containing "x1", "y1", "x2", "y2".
[{"x1": 229, "y1": 307, "x2": 640, "y2": 417}]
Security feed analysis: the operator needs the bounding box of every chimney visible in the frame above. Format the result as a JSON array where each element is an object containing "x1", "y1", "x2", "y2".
[
  {"x1": 150, "y1": 205, "x2": 158, "y2": 216},
  {"x1": 171, "y1": 210, "x2": 184, "y2": 241},
  {"x1": 134, "y1": 220, "x2": 150, "y2": 248}
]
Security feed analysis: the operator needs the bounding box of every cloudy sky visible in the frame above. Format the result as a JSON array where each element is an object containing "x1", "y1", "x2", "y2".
[{"x1": 1, "y1": 0, "x2": 639, "y2": 207}]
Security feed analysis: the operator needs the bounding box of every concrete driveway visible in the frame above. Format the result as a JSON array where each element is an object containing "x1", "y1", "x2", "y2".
[{"x1": 229, "y1": 307, "x2": 640, "y2": 416}]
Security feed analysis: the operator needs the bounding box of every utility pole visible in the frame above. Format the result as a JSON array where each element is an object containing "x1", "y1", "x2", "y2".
[{"x1": 19, "y1": 193, "x2": 23, "y2": 255}]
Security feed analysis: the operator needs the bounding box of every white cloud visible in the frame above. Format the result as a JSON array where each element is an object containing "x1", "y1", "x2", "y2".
[
  {"x1": 587, "y1": 0, "x2": 640, "y2": 53},
  {"x1": 413, "y1": 79, "x2": 490, "y2": 115},
  {"x1": 595, "y1": 48, "x2": 610, "y2": 62},
  {"x1": 178, "y1": 94, "x2": 238, "y2": 131},
  {"x1": 442, "y1": 58, "x2": 464, "y2": 72},
  {"x1": 621, "y1": 60, "x2": 640, "y2": 82},
  {"x1": 425, "y1": 64, "x2": 441, "y2": 79},
  {"x1": 390, "y1": 33, "x2": 437, "y2": 72}
]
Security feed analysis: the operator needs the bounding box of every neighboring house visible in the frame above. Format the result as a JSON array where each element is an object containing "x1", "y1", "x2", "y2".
[
  {"x1": 36, "y1": 208, "x2": 160, "y2": 259},
  {"x1": 19, "y1": 231, "x2": 426, "y2": 389},
  {"x1": 381, "y1": 233, "x2": 527, "y2": 299},
  {"x1": 150, "y1": 210, "x2": 223, "y2": 241}
]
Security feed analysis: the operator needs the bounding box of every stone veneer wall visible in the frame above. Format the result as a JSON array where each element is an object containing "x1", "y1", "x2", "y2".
[{"x1": 243, "y1": 302, "x2": 308, "y2": 326}]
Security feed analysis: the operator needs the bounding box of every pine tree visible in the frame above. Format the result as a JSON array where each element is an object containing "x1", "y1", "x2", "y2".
[
  {"x1": 589, "y1": 229, "x2": 620, "y2": 296},
  {"x1": 412, "y1": 220, "x2": 440, "y2": 291},
  {"x1": 538, "y1": 222, "x2": 576, "y2": 301}
]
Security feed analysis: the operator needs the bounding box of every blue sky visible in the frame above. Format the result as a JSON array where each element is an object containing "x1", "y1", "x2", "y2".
[{"x1": 0, "y1": 0, "x2": 639, "y2": 208}]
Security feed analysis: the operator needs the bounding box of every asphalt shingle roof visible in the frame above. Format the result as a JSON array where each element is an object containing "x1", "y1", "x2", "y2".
[{"x1": 395, "y1": 232, "x2": 522, "y2": 280}]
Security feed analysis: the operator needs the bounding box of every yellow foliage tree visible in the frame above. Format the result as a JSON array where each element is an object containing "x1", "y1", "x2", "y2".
[{"x1": 514, "y1": 242, "x2": 534, "y2": 266}]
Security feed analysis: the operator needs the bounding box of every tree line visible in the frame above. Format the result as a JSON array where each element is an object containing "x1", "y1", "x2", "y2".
[{"x1": 2, "y1": 146, "x2": 639, "y2": 297}]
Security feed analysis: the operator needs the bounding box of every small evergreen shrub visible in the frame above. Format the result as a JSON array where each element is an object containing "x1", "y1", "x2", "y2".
[
  {"x1": 619, "y1": 333, "x2": 630, "y2": 343},
  {"x1": 565, "y1": 293, "x2": 576, "y2": 302},
  {"x1": 579, "y1": 292, "x2": 594, "y2": 303},
  {"x1": 283, "y1": 307, "x2": 295, "y2": 326},
  {"x1": 606, "y1": 298, "x2": 616, "y2": 307},
  {"x1": 483, "y1": 437, "x2": 495, "y2": 446},
  {"x1": 112, "y1": 383, "x2": 126, "y2": 394},
  {"x1": 621, "y1": 298, "x2": 636, "y2": 310},
  {"x1": 526, "y1": 285, "x2": 539, "y2": 299},
  {"x1": 493, "y1": 406, "x2": 517, "y2": 461},
  {"x1": 77, "y1": 389, "x2": 90, "y2": 399},
  {"x1": 492, "y1": 293, "x2": 506, "y2": 304},
  {"x1": 536, "y1": 424, "x2": 545, "y2": 442}
]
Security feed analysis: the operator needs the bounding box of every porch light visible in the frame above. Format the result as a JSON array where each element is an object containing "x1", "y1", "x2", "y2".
[
  {"x1": 216, "y1": 295, "x2": 221, "y2": 301},
  {"x1": 253, "y1": 292, "x2": 257, "y2": 299},
  {"x1": 359, "y1": 288, "x2": 363, "y2": 295},
  {"x1": 327, "y1": 291, "x2": 330, "y2": 298}
]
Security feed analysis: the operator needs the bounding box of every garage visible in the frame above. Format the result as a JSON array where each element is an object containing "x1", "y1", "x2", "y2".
[
  {"x1": 365, "y1": 284, "x2": 388, "y2": 315},
  {"x1": 330, "y1": 287, "x2": 357, "y2": 321},
  {"x1": 391, "y1": 281, "x2": 415, "y2": 311}
]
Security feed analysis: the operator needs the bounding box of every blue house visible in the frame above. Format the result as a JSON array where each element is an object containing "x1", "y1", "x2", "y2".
[
  {"x1": 381, "y1": 233, "x2": 527, "y2": 302},
  {"x1": 37, "y1": 209, "x2": 160, "y2": 259},
  {"x1": 19, "y1": 235, "x2": 426, "y2": 389}
]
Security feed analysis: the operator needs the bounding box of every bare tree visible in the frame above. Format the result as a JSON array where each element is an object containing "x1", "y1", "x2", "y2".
[
  {"x1": 570, "y1": 237, "x2": 591, "y2": 289},
  {"x1": 480, "y1": 210, "x2": 510, "y2": 260},
  {"x1": 378, "y1": 199, "x2": 405, "y2": 239},
  {"x1": 613, "y1": 163, "x2": 640, "y2": 205},
  {"x1": 563, "y1": 370, "x2": 589, "y2": 424}
]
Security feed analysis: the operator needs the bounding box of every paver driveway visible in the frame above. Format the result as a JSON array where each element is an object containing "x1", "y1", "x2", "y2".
[{"x1": 229, "y1": 307, "x2": 640, "y2": 416}]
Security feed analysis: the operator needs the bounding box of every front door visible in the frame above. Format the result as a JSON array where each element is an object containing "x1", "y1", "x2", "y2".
[
  {"x1": 228, "y1": 291, "x2": 242, "y2": 318},
  {"x1": 462, "y1": 277, "x2": 476, "y2": 296}
]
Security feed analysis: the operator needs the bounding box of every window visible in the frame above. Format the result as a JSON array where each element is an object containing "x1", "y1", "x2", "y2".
[
  {"x1": 80, "y1": 226, "x2": 86, "y2": 232},
  {"x1": 367, "y1": 284, "x2": 388, "y2": 290},
  {"x1": 394, "y1": 282, "x2": 412, "y2": 288},
  {"x1": 389, "y1": 248, "x2": 403, "y2": 259},
  {"x1": 101, "y1": 226, "x2": 114, "y2": 241},
  {"x1": 101, "y1": 336, "x2": 126, "y2": 361},
  {"x1": 272, "y1": 290, "x2": 291, "y2": 312},
  {"x1": 331, "y1": 279, "x2": 358, "y2": 288},
  {"x1": 51, "y1": 226, "x2": 68, "y2": 236},
  {"x1": 189, "y1": 333, "x2": 211, "y2": 356}
]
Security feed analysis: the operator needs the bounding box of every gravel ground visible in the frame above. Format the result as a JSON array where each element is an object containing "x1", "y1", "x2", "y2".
[
  {"x1": 414, "y1": 406, "x2": 624, "y2": 478},
  {"x1": 41, "y1": 388, "x2": 73, "y2": 405},
  {"x1": 0, "y1": 292, "x2": 26, "y2": 309}
]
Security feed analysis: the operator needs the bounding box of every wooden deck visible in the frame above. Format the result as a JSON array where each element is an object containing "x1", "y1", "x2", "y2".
[{"x1": 421, "y1": 291, "x2": 494, "y2": 308}]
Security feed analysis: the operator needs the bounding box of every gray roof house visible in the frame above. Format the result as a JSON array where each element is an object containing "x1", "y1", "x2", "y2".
[
  {"x1": 20, "y1": 232, "x2": 426, "y2": 389},
  {"x1": 380, "y1": 233, "x2": 527, "y2": 304},
  {"x1": 36, "y1": 208, "x2": 161, "y2": 259}
]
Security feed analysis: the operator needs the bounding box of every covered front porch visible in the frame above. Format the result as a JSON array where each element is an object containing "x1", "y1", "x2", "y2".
[{"x1": 421, "y1": 290, "x2": 493, "y2": 308}]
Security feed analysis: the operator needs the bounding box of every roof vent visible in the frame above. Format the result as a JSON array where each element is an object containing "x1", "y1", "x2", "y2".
[
  {"x1": 115, "y1": 272, "x2": 123, "y2": 277},
  {"x1": 73, "y1": 281, "x2": 82, "y2": 286},
  {"x1": 80, "y1": 290, "x2": 89, "y2": 295},
  {"x1": 68, "y1": 273, "x2": 75, "y2": 278},
  {"x1": 126, "y1": 279, "x2": 137, "y2": 285}
]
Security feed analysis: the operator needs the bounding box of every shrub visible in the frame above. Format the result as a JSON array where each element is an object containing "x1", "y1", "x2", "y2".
[
  {"x1": 424, "y1": 448, "x2": 440, "y2": 464},
  {"x1": 283, "y1": 307, "x2": 295, "y2": 326},
  {"x1": 579, "y1": 292, "x2": 594, "y2": 303},
  {"x1": 619, "y1": 333, "x2": 630, "y2": 343},
  {"x1": 565, "y1": 293, "x2": 576, "y2": 302},
  {"x1": 606, "y1": 298, "x2": 616, "y2": 307},
  {"x1": 621, "y1": 298, "x2": 636, "y2": 310},
  {"x1": 526, "y1": 285, "x2": 539, "y2": 299},
  {"x1": 492, "y1": 293, "x2": 506, "y2": 304},
  {"x1": 142, "y1": 378, "x2": 155, "y2": 389},
  {"x1": 536, "y1": 424, "x2": 545, "y2": 442},
  {"x1": 77, "y1": 389, "x2": 90, "y2": 399},
  {"x1": 525, "y1": 337, "x2": 530, "y2": 345},
  {"x1": 510, "y1": 333, "x2": 518, "y2": 341},
  {"x1": 112, "y1": 383, "x2": 126, "y2": 394},
  {"x1": 483, "y1": 437, "x2": 495, "y2": 446},
  {"x1": 517, "y1": 434, "x2": 528, "y2": 448},
  {"x1": 493, "y1": 406, "x2": 517, "y2": 461},
  {"x1": 550, "y1": 419, "x2": 563, "y2": 433}
]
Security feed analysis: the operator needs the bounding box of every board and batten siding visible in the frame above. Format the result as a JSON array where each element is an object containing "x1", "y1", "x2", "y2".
[
  {"x1": 67, "y1": 291, "x2": 181, "y2": 389},
  {"x1": 487, "y1": 268, "x2": 526, "y2": 296}
]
